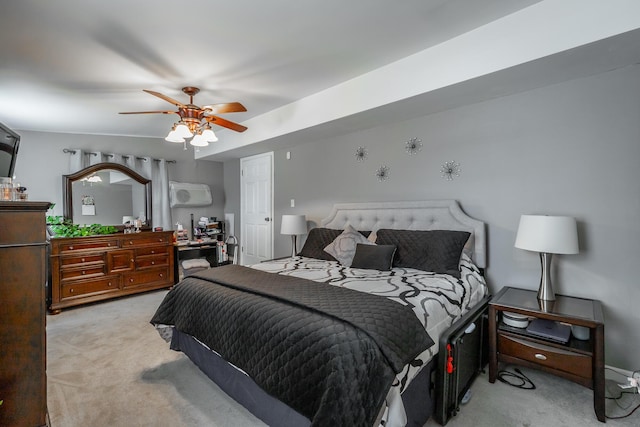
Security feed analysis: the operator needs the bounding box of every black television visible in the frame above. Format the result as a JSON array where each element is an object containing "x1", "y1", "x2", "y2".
[{"x1": 0, "y1": 121, "x2": 20, "y2": 178}]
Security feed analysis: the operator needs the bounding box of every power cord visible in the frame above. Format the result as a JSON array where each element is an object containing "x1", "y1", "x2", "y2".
[
  {"x1": 604, "y1": 367, "x2": 640, "y2": 420},
  {"x1": 497, "y1": 368, "x2": 536, "y2": 390}
]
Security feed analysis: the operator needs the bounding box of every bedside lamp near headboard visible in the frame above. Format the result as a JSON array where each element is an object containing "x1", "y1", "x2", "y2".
[{"x1": 515, "y1": 215, "x2": 579, "y2": 305}]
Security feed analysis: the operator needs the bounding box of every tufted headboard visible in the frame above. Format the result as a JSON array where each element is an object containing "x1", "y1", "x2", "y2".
[{"x1": 320, "y1": 200, "x2": 486, "y2": 269}]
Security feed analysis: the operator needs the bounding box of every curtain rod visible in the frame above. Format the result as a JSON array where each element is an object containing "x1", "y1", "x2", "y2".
[{"x1": 62, "y1": 149, "x2": 176, "y2": 163}]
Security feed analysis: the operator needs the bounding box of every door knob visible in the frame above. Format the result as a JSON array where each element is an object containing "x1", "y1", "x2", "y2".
[{"x1": 264, "y1": 217, "x2": 271, "y2": 222}]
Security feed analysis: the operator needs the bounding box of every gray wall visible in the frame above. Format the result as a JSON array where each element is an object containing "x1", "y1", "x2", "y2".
[
  {"x1": 13, "y1": 131, "x2": 225, "y2": 232},
  {"x1": 225, "y1": 64, "x2": 640, "y2": 370}
]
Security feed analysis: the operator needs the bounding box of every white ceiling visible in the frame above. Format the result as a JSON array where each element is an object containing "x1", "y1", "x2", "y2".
[{"x1": 1, "y1": 0, "x2": 639, "y2": 161}]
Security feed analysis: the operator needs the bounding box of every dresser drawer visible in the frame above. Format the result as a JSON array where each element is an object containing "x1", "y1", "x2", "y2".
[
  {"x1": 121, "y1": 234, "x2": 170, "y2": 248},
  {"x1": 60, "y1": 254, "x2": 104, "y2": 267},
  {"x1": 61, "y1": 276, "x2": 120, "y2": 299},
  {"x1": 136, "y1": 254, "x2": 169, "y2": 269},
  {"x1": 60, "y1": 265, "x2": 105, "y2": 281},
  {"x1": 498, "y1": 334, "x2": 591, "y2": 379},
  {"x1": 135, "y1": 246, "x2": 171, "y2": 257},
  {"x1": 123, "y1": 268, "x2": 170, "y2": 289},
  {"x1": 58, "y1": 239, "x2": 118, "y2": 252}
]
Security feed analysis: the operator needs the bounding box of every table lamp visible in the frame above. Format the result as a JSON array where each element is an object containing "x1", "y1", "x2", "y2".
[
  {"x1": 515, "y1": 215, "x2": 579, "y2": 303},
  {"x1": 281, "y1": 214, "x2": 307, "y2": 258}
]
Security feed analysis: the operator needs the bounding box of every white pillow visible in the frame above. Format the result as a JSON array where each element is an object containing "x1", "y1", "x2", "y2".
[
  {"x1": 324, "y1": 224, "x2": 373, "y2": 267},
  {"x1": 182, "y1": 259, "x2": 210, "y2": 269}
]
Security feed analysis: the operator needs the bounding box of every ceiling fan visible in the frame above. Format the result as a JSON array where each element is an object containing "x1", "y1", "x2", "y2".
[{"x1": 120, "y1": 86, "x2": 247, "y2": 147}]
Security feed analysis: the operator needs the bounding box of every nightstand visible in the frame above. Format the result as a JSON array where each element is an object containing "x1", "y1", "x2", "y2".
[{"x1": 488, "y1": 286, "x2": 605, "y2": 422}]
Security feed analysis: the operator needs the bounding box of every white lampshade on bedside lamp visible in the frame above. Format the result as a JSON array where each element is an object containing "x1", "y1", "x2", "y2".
[
  {"x1": 515, "y1": 215, "x2": 579, "y2": 303},
  {"x1": 281, "y1": 214, "x2": 307, "y2": 258}
]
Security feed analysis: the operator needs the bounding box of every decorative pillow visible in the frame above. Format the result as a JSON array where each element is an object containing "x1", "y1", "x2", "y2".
[
  {"x1": 375, "y1": 229, "x2": 471, "y2": 278},
  {"x1": 323, "y1": 225, "x2": 373, "y2": 267},
  {"x1": 299, "y1": 228, "x2": 343, "y2": 260},
  {"x1": 351, "y1": 244, "x2": 396, "y2": 271}
]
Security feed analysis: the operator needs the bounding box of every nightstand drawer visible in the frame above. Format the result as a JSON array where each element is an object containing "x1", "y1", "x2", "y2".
[{"x1": 498, "y1": 334, "x2": 591, "y2": 379}]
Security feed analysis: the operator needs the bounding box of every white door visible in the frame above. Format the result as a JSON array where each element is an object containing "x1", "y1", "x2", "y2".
[{"x1": 240, "y1": 152, "x2": 273, "y2": 265}]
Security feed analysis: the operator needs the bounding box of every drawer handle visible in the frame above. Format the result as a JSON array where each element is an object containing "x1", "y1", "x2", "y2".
[
  {"x1": 129, "y1": 278, "x2": 134, "y2": 283},
  {"x1": 159, "y1": 273, "x2": 164, "y2": 278},
  {"x1": 70, "y1": 288, "x2": 74, "y2": 293},
  {"x1": 534, "y1": 353, "x2": 547, "y2": 361},
  {"x1": 151, "y1": 261, "x2": 155, "y2": 265},
  {"x1": 69, "y1": 246, "x2": 74, "y2": 250},
  {"x1": 130, "y1": 259, "x2": 135, "y2": 263},
  {"x1": 82, "y1": 270, "x2": 86, "y2": 275},
  {"x1": 108, "y1": 282, "x2": 113, "y2": 287},
  {"x1": 81, "y1": 257, "x2": 86, "y2": 262},
  {"x1": 129, "y1": 241, "x2": 133, "y2": 245},
  {"x1": 107, "y1": 243, "x2": 111, "y2": 247},
  {"x1": 151, "y1": 250, "x2": 155, "y2": 254}
]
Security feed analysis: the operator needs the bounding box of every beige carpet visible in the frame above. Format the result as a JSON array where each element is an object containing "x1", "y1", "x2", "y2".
[
  {"x1": 47, "y1": 290, "x2": 639, "y2": 427},
  {"x1": 46, "y1": 290, "x2": 265, "y2": 427}
]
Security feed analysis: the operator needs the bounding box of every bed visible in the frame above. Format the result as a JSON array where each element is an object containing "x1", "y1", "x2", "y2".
[{"x1": 151, "y1": 200, "x2": 488, "y2": 427}]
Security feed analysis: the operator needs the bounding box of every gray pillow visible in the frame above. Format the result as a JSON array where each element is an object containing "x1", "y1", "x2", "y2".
[
  {"x1": 375, "y1": 229, "x2": 470, "y2": 278},
  {"x1": 299, "y1": 228, "x2": 343, "y2": 260},
  {"x1": 324, "y1": 225, "x2": 373, "y2": 267},
  {"x1": 351, "y1": 244, "x2": 396, "y2": 271}
]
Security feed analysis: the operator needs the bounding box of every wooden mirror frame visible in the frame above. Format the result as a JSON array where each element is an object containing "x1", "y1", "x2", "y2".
[
  {"x1": 63, "y1": 162, "x2": 152, "y2": 228},
  {"x1": 0, "y1": 121, "x2": 20, "y2": 178}
]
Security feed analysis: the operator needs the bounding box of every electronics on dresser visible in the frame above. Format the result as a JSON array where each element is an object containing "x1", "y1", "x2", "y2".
[
  {"x1": 502, "y1": 311, "x2": 530, "y2": 329},
  {"x1": 525, "y1": 318, "x2": 571, "y2": 343}
]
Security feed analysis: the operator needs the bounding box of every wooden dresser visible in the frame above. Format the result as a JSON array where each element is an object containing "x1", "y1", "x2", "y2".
[
  {"x1": 0, "y1": 201, "x2": 51, "y2": 427},
  {"x1": 49, "y1": 231, "x2": 175, "y2": 314}
]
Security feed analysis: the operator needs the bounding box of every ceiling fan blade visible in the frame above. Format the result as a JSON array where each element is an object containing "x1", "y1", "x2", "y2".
[
  {"x1": 206, "y1": 115, "x2": 248, "y2": 132},
  {"x1": 202, "y1": 102, "x2": 247, "y2": 114},
  {"x1": 119, "y1": 110, "x2": 177, "y2": 115},
  {"x1": 143, "y1": 89, "x2": 186, "y2": 108}
]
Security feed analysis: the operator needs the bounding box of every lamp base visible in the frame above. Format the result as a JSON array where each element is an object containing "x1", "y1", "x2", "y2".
[
  {"x1": 537, "y1": 252, "x2": 555, "y2": 307},
  {"x1": 290, "y1": 235, "x2": 298, "y2": 258}
]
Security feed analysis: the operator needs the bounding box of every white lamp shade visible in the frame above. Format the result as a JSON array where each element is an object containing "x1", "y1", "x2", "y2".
[
  {"x1": 281, "y1": 214, "x2": 307, "y2": 235},
  {"x1": 201, "y1": 128, "x2": 218, "y2": 142},
  {"x1": 165, "y1": 130, "x2": 185, "y2": 143},
  {"x1": 515, "y1": 215, "x2": 579, "y2": 254},
  {"x1": 175, "y1": 123, "x2": 193, "y2": 138},
  {"x1": 190, "y1": 133, "x2": 209, "y2": 147}
]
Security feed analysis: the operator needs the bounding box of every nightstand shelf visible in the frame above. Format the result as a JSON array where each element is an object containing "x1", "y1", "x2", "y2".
[{"x1": 488, "y1": 286, "x2": 605, "y2": 422}]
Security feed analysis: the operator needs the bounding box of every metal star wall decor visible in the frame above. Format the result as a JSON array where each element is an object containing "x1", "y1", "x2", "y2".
[
  {"x1": 355, "y1": 146, "x2": 368, "y2": 162},
  {"x1": 441, "y1": 160, "x2": 461, "y2": 181},
  {"x1": 375, "y1": 165, "x2": 390, "y2": 182},
  {"x1": 405, "y1": 137, "x2": 422, "y2": 155}
]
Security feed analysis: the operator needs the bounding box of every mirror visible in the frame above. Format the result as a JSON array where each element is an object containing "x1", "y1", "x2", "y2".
[
  {"x1": 63, "y1": 162, "x2": 152, "y2": 228},
  {"x1": 0, "y1": 122, "x2": 20, "y2": 178}
]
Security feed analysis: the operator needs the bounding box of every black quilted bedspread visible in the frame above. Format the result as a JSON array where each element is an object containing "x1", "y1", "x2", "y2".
[{"x1": 150, "y1": 264, "x2": 434, "y2": 426}]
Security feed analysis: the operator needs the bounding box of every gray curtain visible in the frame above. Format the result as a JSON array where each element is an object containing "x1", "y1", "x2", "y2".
[{"x1": 67, "y1": 149, "x2": 172, "y2": 230}]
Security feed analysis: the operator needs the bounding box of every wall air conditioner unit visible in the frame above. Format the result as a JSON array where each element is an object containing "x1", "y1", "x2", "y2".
[{"x1": 169, "y1": 181, "x2": 213, "y2": 208}]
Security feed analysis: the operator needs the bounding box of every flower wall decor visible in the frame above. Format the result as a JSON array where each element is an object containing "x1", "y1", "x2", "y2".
[
  {"x1": 441, "y1": 161, "x2": 461, "y2": 181},
  {"x1": 405, "y1": 137, "x2": 422, "y2": 155},
  {"x1": 355, "y1": 146, "x2": 368, "y2": 162},
  {"x1": 375, "y1": 165, "x2": 390, "y2": 182}
]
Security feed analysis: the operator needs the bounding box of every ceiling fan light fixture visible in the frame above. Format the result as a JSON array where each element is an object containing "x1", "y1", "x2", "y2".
[
  {"x1": 121, "y1": 87, "x2": 247, "y2": 148},
  {"x1": 190, "y1": 133, "x2": 209, "y2": 147}
]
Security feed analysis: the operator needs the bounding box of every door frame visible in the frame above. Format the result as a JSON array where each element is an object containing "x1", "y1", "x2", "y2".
[{"x1": 240, "y1": 152, "x2": 274, "y2": 265}]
